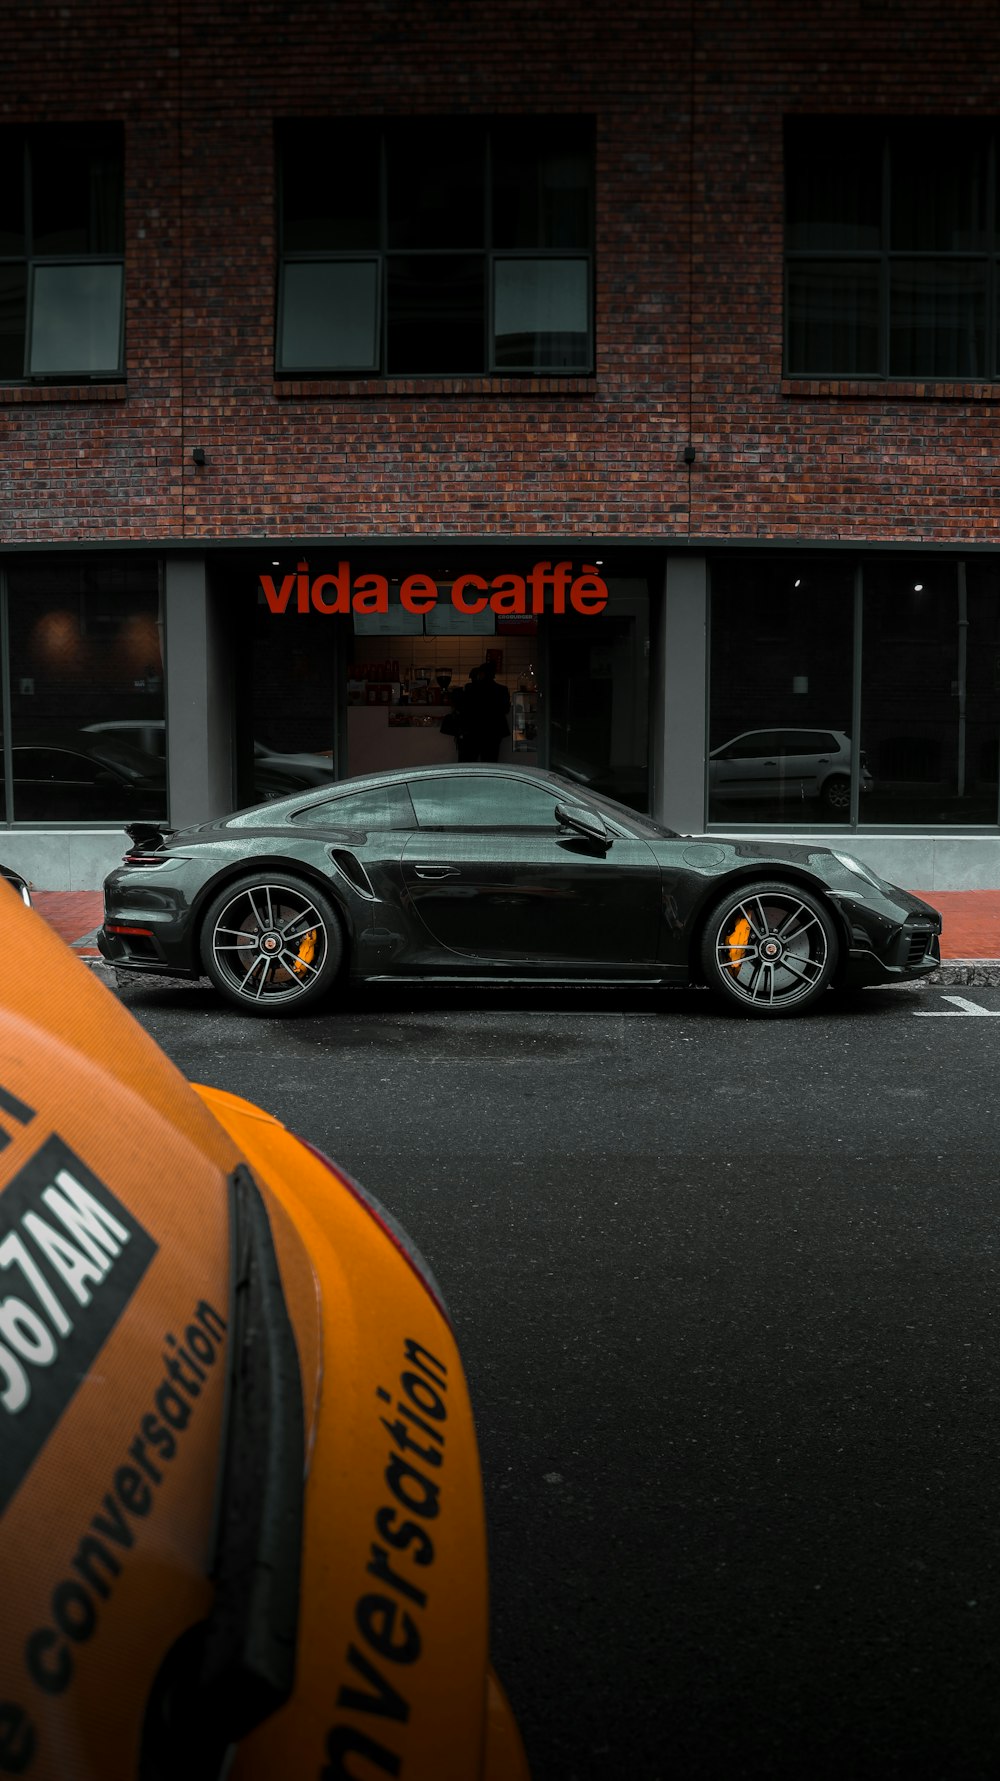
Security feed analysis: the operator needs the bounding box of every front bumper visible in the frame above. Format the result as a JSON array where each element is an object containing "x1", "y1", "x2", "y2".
[{"x1": 841, "y1": 917, "x2": 942, "y2": 987}]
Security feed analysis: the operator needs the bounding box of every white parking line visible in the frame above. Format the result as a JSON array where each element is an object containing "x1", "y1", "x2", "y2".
[{"x1": 914, "y1": 995, "x2": 1000, "y2": 1017}]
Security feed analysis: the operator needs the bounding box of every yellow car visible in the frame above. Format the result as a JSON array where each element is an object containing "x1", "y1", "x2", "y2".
[{"x1": 0, "y1": 882, "x2": 528, "y2": 1781}]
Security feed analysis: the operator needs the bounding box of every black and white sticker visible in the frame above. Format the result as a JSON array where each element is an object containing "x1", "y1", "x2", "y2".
[{"x1": 0, "y1": 1135, "x2": 158, "y2": 1514}]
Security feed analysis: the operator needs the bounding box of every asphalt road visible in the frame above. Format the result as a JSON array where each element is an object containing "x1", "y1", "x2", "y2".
[{"x1": 107, "y1": 970, "x2": 1000, "y2": 1780}]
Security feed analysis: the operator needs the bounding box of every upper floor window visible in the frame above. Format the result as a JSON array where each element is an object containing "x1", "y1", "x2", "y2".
[
  {"x1": 784, "y1": 119, "x2": 997, "y2": 380},
  {"x1": 0, "y1": 125, "x2": 124, "y2": 381},
  {"x1": 276, "y1": 117, "x2": 594, "y2": 377}
]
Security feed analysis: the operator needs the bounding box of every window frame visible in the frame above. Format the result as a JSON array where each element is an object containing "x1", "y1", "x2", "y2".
[
  {"x1": 0, "y1": 125, "x2": 126, "y2": 385},
  {"x1": 783, "y1": 119, "x2": 998, "y2": 383},
  {"x1": 275, "y1": 118, "x2": 595, "y2": 379}
]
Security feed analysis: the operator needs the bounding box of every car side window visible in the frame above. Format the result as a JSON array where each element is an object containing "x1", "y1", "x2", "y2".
[
  {"x1": 18, "y1": 749, "x2": 102, "y2": 783},
  {"x1": 408, "y1": 775, "x2": 562, "y2": 828},
  {"x1": 782, "y1": 731, "x2": 834, "y2": 752},
  {"x1": 725, "y1": 733, "x2": 780, "y2": 760},
  {"x1": 289, "y1": 783, "x2": 417, "y2": 828}
]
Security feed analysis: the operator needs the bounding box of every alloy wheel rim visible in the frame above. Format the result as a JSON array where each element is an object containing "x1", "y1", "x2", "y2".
[
  {"x1": 211, "y1": 884, "x2": 328, "y2": 1002},
  {"x1": 715, "y1": 892, "x2": 828, "y2": 1007}
]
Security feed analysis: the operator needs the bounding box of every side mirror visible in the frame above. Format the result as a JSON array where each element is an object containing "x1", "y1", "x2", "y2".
[{"x1": 555, "y1": 802, "x2": 612, "y2": 849}]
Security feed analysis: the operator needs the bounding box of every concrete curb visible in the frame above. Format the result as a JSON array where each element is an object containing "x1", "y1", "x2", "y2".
[{"x1": 928, "y1": 961, "x2": 1000, "y2": 985}]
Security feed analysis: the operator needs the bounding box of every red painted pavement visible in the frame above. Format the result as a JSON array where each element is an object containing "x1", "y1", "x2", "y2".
[
  {"x1": 908, "y1": 890, "x2": 1000, "y2": 962},
  {"x1": 25, "y1": 885, "x2": 1000, "y2": 962},
  {"x1": 32, "y1": 891, "x2": 105, "y2": 955}
]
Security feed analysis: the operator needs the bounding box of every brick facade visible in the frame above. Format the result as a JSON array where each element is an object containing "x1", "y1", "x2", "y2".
[{"x1": 2, "y1": 0, "x2": 999, "y2": 547}]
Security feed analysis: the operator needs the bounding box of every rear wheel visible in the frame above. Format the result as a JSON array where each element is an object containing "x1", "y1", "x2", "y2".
[
  {"x1": 200, "y1": 873, "x2": 343, "y2": 1014},
  {"x1": 822, "y1": 774, "x2": 850, "y2": 814},
  {"x1": 699, "y1": 880, "x2": 838, "y2": 1016}
]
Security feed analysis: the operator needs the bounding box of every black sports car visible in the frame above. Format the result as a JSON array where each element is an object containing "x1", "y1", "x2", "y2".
[{"x1": 98, "y1": 764, "x2": 943, "y2": 1018}]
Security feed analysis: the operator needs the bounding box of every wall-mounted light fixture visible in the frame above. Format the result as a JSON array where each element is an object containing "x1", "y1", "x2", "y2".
[{"x1": 191, "y1": 447, "x2": 206, "y2": 466}]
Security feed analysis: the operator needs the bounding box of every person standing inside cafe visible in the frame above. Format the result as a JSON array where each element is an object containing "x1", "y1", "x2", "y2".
[{"x1": 456, "y1": 661, "x2": 511, "y2": 762}]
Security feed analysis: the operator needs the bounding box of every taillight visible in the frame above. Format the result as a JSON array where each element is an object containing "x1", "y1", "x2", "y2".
[
  {"x1": 293, "y1": 1135, "x2": 450, "y2": 1324},
  {"x1": 122, "y1": 852, "x2": 168, "y2": 866}
]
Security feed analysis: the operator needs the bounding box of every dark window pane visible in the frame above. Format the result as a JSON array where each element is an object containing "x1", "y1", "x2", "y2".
[
  {"x1": 859, "y1": 558, "x2": 994, "y2": 825},
  {"x1": 29, "y1": 262, "x2": 123, "y2": 375},
  {"x1": 279, "y1": 260, "x2": 378, "y2": 370},
  {"x1": 957, "y1": 562, "x2": 1000, "y2": 821},
  {"x1": 889, "y1": 261, "x2": 986, "y2": 377},
  {"x1": 493, "y1": 123, "x2": 592, "y2": 249},
  {"x1": 30, "y1": 126, "x2": 123, "y2": 255},
  {"x1": 785, "y1": 127, "x2": 880, "y2": 250},
  {"x1": 280, "y1": 123, "x2": 380, "y2": 251},
  {"x1": 787, "y1": 260, "x2": 880, "y2": 374},
  {"x1": 709, "y1": 560, "x2": 855, "y2": 825},
  {"x1": 387, "y1": 122, "x2": 485, "y2": 249},
  {"x1": 493, "y1": 257, "x2": 590, "y2": 370},
  {"x1": 7, "y1": 560, "x2": 165, "y2": 823},
  {"x1": 891, "y1": 130, "x2": 988, "y2": 251},
  {"x1": 0, "y1": 265, "x2": 26, "y2": 379},
  {"x1": 548, "y1": 583, "x2": 651, "y2": 813},
  {"x1": 0, "y1": 130, "x2": 25, "y2": 255},
  {"x1": 239, "y1": 586, "x2": 337, "y2": 810},
  {"x1": 386, "y1": 255, "x2": 484, "y2": 373}
]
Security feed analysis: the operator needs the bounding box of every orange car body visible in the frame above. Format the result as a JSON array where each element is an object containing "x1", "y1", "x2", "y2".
[{"x1": 0, "y1": 886, "x2": 528, "y2": 1781}]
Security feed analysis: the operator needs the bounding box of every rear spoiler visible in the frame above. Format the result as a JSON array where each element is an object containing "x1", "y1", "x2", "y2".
[{"x1": 124, "y1": 821, "x2": 174, "y2": 854}]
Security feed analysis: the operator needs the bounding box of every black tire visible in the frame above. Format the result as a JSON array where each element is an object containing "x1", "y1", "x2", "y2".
[
  {"x1": 199, "y1": 872, "x2": 344, "y2": 1015},
  {"x1": 821, "y1": 774, "x2": 850, "y2": 814},
  {"x1": 699, "y1": 879, "x2": 838, "y2": 1016}
]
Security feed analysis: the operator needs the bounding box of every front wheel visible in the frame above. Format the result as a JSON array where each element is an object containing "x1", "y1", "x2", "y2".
[
  {"x1": 200, "y1": 873, "x2": 343, "y2": 1014},
  {"x1": 699, "y1": 880, "x2": 839, "y2": 1016}
]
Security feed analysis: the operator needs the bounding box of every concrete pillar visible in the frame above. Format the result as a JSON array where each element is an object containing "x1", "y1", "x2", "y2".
[
  {"x1": 657, "y1": 555, "x2": 708, "y2": 835},
  {"x1": 163, "y1": 555, "x2": 234, "y2": 827}
]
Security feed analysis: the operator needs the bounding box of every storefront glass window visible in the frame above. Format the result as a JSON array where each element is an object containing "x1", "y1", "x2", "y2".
[
  {"x1": 243, "y1": 590, "x2": 338, "y2": 808},
  {"x1": 860, "y1": 558, "x2": 1000, "y2": 825},
  {"x1": 708, "y1": 560, "x2": 855, "y2": 824},
  {"x1": 5, "y1": 560, "x2": 165, "y2": 823},
  {"x1": 547, "y1": 580, "x2": 650, "y2": 813}
]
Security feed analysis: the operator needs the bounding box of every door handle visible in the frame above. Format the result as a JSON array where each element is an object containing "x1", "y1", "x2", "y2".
[{"x1": 412, "y1": 865, "x2": 460, "y2": 879}]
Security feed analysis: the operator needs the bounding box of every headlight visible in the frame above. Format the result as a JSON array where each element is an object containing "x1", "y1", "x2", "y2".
[{"x1": 830, "y1": 850, "x2": 884, "y2": 890}]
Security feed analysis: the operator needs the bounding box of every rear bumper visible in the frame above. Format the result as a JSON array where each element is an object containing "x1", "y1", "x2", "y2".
[{"x1": 97, "y1": 923, "x2": 199, "y2": 977}]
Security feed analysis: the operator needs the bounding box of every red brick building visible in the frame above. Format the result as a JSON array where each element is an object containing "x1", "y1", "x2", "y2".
[{"x1": 2, "y1": 0, "x2": 999, "y2": 887}]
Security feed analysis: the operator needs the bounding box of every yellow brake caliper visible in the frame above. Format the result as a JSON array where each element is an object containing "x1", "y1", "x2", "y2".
[
  {"x1": 725, "y1": 916, "x2": 751, "y2": 971},
  {"x1": 292, "y1": 928, "x2": 318, "y2": 975}
]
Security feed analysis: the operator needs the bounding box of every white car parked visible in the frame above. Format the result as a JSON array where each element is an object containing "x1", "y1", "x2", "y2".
[{"x1": 709, "y1": 727, "x2": 872, "y2": 814}]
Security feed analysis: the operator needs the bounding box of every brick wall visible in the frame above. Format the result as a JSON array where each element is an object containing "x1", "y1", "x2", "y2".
[{"x1": 2, "y1": 0, "x2": 999, "y2": 547}]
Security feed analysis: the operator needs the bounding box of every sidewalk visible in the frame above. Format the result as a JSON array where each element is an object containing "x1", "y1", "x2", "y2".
[{"x1": 29, "y1": 885, "x2": 1000, "y2": 981}]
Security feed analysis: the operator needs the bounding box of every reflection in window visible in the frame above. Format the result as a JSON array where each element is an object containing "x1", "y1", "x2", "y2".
[
  {"x1": 709, "y1": 561, "x2": 854, "y2": 823},
  {"x1": 860, "y1": 560, "x2": 1000, "y2": 825},
  {"x1": 6, "y1": 560, "x2": 164, "y2": 822},
  {"x1": 291, "y1": 783, "x2": 415, "y2": 829},
  {"x1": 547, "y1": 581, "x2": 650, "y2": 813}
]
